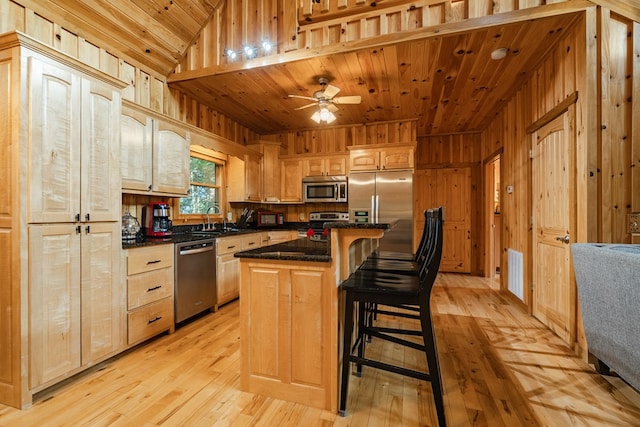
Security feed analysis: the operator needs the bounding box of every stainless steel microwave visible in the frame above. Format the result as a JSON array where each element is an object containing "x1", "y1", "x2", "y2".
[{"x1": 302, "y1": 176, "x2": 348, "y2": 203}]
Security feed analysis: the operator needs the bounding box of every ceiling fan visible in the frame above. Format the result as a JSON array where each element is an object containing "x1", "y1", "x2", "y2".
[{"x1": 288, "y1": 77, "x2": 361, "y2": 124}]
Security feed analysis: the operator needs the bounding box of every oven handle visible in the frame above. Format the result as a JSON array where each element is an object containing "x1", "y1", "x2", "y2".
[{"x1": 179, "y1": 245, "x2": 214, "y2": 256}]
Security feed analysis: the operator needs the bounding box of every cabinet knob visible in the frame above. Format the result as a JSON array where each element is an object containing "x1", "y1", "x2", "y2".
[
  {"x1": 85, "y1": 213, "x2": 91, "y2": 221},
  {"x1": 76, "y1": 213, "x2": 81, "y2": 222},
  {"x1": 76, "y1": 225, "x2": 81, "y2": 234},
  {"x1": 85, "y1": 225, "x2": 91, "y2": 234}
]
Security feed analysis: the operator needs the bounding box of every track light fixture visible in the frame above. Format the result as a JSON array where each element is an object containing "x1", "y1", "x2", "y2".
[{"x1": 224, "y1": 40, "x2": 273, "y2": 61}]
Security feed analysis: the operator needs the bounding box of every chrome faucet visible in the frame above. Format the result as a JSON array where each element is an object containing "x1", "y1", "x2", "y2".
[{"x1": 205, "y1": 206, "x2": 214, "y2": 230}]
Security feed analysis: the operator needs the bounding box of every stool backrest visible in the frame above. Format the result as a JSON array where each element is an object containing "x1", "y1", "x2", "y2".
[{"x1": 417, "y1": 207, "x2": 444, "y2": 296}]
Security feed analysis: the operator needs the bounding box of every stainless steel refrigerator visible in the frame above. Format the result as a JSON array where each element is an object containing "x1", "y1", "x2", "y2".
[{"x1": 348, "y1": 170, "x2": 413, "y2": 253}]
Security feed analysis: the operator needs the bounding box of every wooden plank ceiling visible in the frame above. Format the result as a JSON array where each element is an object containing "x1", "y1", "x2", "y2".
[
  {"x1": 24, "y1": 0, "x2": 223, "y2": 75},
  {"x1": 29, "y1": 0, "x2": 580, "y2": 136},
  {"x1": 170, "y1": 13, "x2": 581, "y2": 135}
]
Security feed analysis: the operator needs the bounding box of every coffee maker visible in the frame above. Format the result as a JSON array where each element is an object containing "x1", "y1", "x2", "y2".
[{"x1": 143, "y1": 202, "x2": 173, "y2": 237}]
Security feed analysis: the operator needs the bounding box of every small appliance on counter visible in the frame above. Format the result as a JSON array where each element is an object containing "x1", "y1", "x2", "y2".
[
  {"x1": 256, "y1": 211, "x2": 284, "y2": 227},
  {"x1": 142, "y1": 202, "x2": 173, "y2": 237},
  {"x1": 121, "y1": 212, "x2": 141, "y2": 242}
]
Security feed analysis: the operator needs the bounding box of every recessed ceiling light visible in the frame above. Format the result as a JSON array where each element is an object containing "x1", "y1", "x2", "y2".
[{"x1": 491, "y1": 47, "x2": 509, "y2": 60}]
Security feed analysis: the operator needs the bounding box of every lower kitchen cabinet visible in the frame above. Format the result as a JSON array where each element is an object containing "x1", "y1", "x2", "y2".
[
  {"x1": 215, "y1": 233, "x2": 264, "y2": 309},
  {"x1": 29, "y1": 222, "x2": 124, "y2": 390},
  {"x1": 239, "y1": 261, "x2": 335, "y2": 410},
  {"x1": 125, "y1": 244, "x2": 174, "y2": 346}
]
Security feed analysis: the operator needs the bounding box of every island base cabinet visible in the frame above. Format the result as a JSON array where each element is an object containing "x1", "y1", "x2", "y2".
[{"x1": 239, "y1": 261, "x2": 337, "y2": 412}]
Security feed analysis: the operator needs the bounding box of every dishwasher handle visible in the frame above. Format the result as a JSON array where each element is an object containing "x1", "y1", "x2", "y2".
[{"x1": 179, "y1": 242, "x2": 214, "y2": 256}]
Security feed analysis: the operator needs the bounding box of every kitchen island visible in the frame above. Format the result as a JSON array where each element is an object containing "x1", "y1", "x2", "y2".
[{"x1": 235, "y1": 223, "x2": 391, "y2": 412}]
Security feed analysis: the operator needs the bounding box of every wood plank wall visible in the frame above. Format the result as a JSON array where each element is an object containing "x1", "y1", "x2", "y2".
[
  {"x1": 0, "y1": 0, "x2": 260, "y2": 145},
  {"x1": 480, "y1": 9, "x2": 640, "y2": 300}
]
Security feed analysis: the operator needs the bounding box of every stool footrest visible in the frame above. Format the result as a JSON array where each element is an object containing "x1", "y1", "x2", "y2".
[{"x1": 350, "y1": 355, "x2": 430, "y2": 381}]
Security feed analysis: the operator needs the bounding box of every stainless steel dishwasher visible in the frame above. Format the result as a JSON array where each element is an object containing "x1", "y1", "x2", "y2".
[{"x1": 174, "y1": 238, "x2": 216, "y2": 324}]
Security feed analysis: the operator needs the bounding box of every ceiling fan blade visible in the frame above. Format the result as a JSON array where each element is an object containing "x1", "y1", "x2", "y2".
[
  {"x1": 294, "y1": 102, "x2": 319, "y2": 111},
  {"x1": 327, "y1": 103, "x2": 339, "y2": 112},
  {"x1": 333, "y1": 95, "x2": 361, "y2": 104},
  {"x1": 323, "y1": 84, "x2": 341, "y2": 99},
  {"x1": 288, "y1": 94, "x2": 318, "y2": 101}
]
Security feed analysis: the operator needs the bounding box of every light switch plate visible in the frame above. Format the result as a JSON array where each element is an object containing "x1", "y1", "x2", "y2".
[{"x1": 629, "y1": 213, "x2": 640, "y2": 234}]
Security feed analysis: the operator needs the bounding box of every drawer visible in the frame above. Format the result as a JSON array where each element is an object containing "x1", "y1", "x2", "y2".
[
  {"x1": 242, "y1": 234, "x2": 261, "y2": 250},
  {"x1": 216, "y1": 236, "x2": 243, "y2": 255},
  {"x1": 128, "y1": 297, "x2": 173, "y2": 345},
  {"x1": 128, "y1": 244, "x2": 173, "y2": 275},
  {"x1": 127, "y1": 268, "x2": 174, "y2": 310}
]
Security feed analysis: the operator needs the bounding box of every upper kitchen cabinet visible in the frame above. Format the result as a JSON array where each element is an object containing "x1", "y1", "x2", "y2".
[
  {"x1": 280, "y1": 159, "x2": 304, "y2": 203},
  {"x1": 121, "y1": 101, "x2": 190, "y2": 196},
  {"x1": 248, "y1": 141, "x2": 281, "y2": 202},
  {"x1": 28, "y1": 58, "x2": 121, "y2": 224},
  {"x1": 304, "y1": 155, "x2": 347, "y2": 177},
  {"x1": 348, "y1": 145, "x2": 415, "y2": 171},
  {"x1": 227, "y1": 151, "x2": 262, "y2": 202}
]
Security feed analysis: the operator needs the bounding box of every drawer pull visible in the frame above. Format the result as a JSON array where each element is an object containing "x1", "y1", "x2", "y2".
[
  {"x1": 148, "y1": 316, "x2": 162, "y2": 324},
  {"x1": 146, "y1": 259, "x2": 162, "y2": 265},
  {"x1": 147, "y1": 285, "x2": 162, "y2": 292},
  {"x1": 227, "y1": 245, "x2": 236, "y2": 249},
  {"x1": 248, "y1": 242, "x2": 255, "y2": 246}
]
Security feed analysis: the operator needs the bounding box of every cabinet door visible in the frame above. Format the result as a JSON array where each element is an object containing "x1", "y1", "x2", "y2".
[
  {"x1": 152, "y1": 120, "x2": 190, "y2": 195},
  {"x1": 81, "y1": 221, "x2": 124, "y2": 364},
  {"x1": 261, "y1": 144, "x2": 280, "y2": 201},
  {"x1": 304, "y1": 158, "x2": 325, "y2": 177},
  {"x1": 28, "y1": 58, "x2": 81, "y2": 223},
  {"x1": 245, "y1": 154, "x2": 262, "y2": 202},
  {"x1": 81, "y1": 79, "x2": 121, "y2": 222},
  {"x1": 380, "y1": 147, "x2": 414, "y2": 170},
  {"x1": 121, "y1": 105, "x2": 153, "y2": 192},
  {"x1": 325, "y1": 156, "x2": 347, "y2": 175},
  {"x1": 280, "y1": 159, "x2": 303, "y2": 202},
  {"x1": 349, "y1": 149, "x2": 380, "y2": 171},
  {"x1": 29, "y1": 224, "x2": 81, "y2": 388},
  {"x1": 216, "y1": 252, "x2": 240, "y2": 307}
]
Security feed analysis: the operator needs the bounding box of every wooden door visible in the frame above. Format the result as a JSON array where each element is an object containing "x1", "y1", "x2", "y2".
[
  {"x1": 414, "y1": 168, "x2": 471, "y2": 272},
  {"x1": 28, "y1": 57, "x2": 81, "y2": 224},
  {"x1": 121, "y1": 104, "x2": 153, "y2": 192},
  {"x1": 216, "y1": 252, "x2": 240, "y2": 307},
  {"x1": 80, "y1": 78, "x2": 121, "y2": 222},
  {"x1": 81, "y1": 221, "x2": 124, "y2": 364},
  {"x1": 532, "y1": 110, "x2": 576, "y2": 344},
  {"x1": 29, "y1": 224, "x2": 81, "y2": 388}
]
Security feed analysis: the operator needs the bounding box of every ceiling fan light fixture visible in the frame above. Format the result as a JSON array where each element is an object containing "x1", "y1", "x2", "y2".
[{"x1": 311, "y1": 107, "x2": 336, "y2": 124}]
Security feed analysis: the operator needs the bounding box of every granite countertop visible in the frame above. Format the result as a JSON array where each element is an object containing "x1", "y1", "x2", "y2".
[
  {"x1": 234, "y1": 238, "x2": 331, "y2": 262},
  {"x1": 324, "y1": 221, "x2": 392, "y2": 230},
  {"x1": 122, "y1": 226, "x2": 301, "y2": 250}
]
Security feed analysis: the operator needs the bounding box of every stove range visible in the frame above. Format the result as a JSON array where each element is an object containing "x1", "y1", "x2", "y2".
[{"x1": 299, "y1": 211, "x2": 349, "y2": 241}]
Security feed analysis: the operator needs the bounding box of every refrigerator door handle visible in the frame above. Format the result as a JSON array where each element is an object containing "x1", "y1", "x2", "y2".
[
  {"x1": 375, "y1": 195, "x2": 380, "y2": 223},
  {"x1": 371, "y1": 195, "x2": 375, "y2": 224}
]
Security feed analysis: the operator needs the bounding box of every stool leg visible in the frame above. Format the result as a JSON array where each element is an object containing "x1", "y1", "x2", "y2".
[
  {"x1": 420, "y1": 302, "x2": 446, "y2": 427},
  {"x1": 339, "y1": 292, "x2": 355, "y2": 416},
  {"x1": 356, "y1": 301, "x2": 366, "y2": 376}
]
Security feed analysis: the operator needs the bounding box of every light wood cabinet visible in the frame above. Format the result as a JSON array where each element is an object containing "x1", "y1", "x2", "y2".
[
  {"x1": 280, "y1": 159, "x2": 304, "y2": 202},
  {"x1": 227, "y1": 152, "x2": 262, "y2": 202},
  {"x1": 0, "y1": 32, "x2": 127, "y2": 407},
  {"x1": 29, "y1": 58, "x2": 121, "y2": 224},
  {"x1": 126, "y1": 244, "x2": 175, "y2": 346},
  {"x1": 265, "y1": 230, "x2": 298, "y2": 246},
  {"x1": 121, "y1": 102, "x2": 190, "y2": 196},
  {"x1": 304, "y1": 155, "x2": 347, "y2": 177},
  {"x1": 240, "y1": 261, "x2": 334, "y2": 410},
  {"x1": 349, "y1": 146, "x2": 414, "y2": 171},
  {"x1": 215, "y1": 233, "x2": 265, "y2": 308},
  {"x1": 29, "y1": 221, "x2": 123, "y2": 390},
  {"x1": 249, "y1": 142, "x2": 280, "y2": 202}
]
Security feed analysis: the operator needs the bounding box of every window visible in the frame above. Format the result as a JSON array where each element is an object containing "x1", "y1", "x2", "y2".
[{"x1": 179, "y1": 152, "x2": 223, "y2": 216}]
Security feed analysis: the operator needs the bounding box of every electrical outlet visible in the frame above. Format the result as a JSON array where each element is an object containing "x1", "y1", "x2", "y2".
[
  {"x1": 629, "y1": 213, "x2": 640, "y2": 234},
  {"x1": 299, "y1": 212, "x2": 305, "y2": 221}
]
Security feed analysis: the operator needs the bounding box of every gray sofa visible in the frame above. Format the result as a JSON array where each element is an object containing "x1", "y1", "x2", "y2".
[{"x1": 571, "y1": 243, "x2": 640, "y2": 391}]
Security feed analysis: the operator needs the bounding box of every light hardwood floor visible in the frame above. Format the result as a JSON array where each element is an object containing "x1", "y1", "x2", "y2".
[{"x1": 1, "y1": 273, "x2": 639, "y2": 426}]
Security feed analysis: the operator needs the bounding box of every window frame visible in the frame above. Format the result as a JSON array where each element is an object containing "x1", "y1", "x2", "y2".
[{"x1": 173, "y1": 147, "x2": 226, "y2": 223}]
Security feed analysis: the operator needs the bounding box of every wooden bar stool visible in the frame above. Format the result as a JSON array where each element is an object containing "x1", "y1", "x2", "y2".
[{"x1": 338, "y1": 207, "x2": 446, "y2": 426}]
